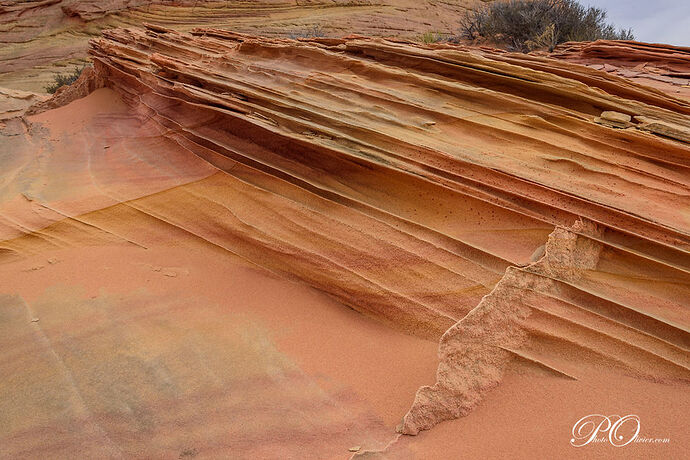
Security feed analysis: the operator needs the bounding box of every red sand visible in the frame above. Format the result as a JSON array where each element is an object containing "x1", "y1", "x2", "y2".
[
  {"x1": 388, "y1": 369, "x2": 688, "y2": 459},
  {"x1": 0, "y1": 244, "x2": 439, "y2": 458}
]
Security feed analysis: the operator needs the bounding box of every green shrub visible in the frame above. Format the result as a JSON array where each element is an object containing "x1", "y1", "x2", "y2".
[
  {"x1": 460, "y1": 0, "x2": 634, "y2": 52},
  {"x1": 44, "y1": 65, "x2": 88, "y2": 94},
  {"x1": 420, "y1": 31, "x2": 444, "y2": 44}
]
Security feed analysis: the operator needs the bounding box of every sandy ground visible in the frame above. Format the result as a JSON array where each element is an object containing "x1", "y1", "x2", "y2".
[
  {"x1": 0, "y1": 244, "x2": 440, "y2": 458},
  {"x1": 0, "y1": 88, "x2": 438, "y2": 458},
  {"x1": 385, "y1": 368, "x2": 688, "y2": 459}
]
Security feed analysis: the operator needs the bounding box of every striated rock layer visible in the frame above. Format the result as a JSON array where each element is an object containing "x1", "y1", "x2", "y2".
[
  {"x1": 553, "y1": 39, "x2": 690, "y2": 75},
  {"x1": 88, "y1": 27, "x2": 690, "y2": 434},
  {"x1": 0, "y1": 0, "x2": 478, "y2": 92},
  {"x1": 1, "y1": 27, "x2": 689, "y2": 457},
  {"x1": 552, "y1": 39, "x2": 690, "y2": 102}
]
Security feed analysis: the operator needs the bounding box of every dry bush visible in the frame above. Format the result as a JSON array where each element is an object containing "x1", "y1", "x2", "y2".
[{"x1": 460, "y1": 0, "x2": 634, "y2": 52}]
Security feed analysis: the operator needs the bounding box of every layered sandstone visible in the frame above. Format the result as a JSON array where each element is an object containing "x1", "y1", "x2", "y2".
[
  {"x1": 553, "y1": 39, "x2": 690, "y2": 75},
  {"x1": 1, "y1": 26, "x2": 689, "y2": 458},
  {"x1": 90, "y1": 26, "x2": 690, "y2": 435},
  {"x1": 0, "y1": 0, "x2": 477, "y2": 92},
  {"x1": 552, "y1": 39, "x2": 690, "y2": 102}
]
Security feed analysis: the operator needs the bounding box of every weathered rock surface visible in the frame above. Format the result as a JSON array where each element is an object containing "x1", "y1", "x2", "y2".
[
  {"x1": 553, "y1": 40, "x2": 690, "y2": 74},
  {"x1": 0, "y1": 86, "x2": 46, "y2": 120},
  {"x1": 553, "y1": 39, "x2": 690, "y2": 102},
  {"x1": 594, "y1": 110, "x2": 633, "y2": 129},
  {"x1": 635, "y1": 115, "x2": 690, "y2": 143},
  {"x1": 0, "y1": 0, "x2": 478, "y2": 92}
]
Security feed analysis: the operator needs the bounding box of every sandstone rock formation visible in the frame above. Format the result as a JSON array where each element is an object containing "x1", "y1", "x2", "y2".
[
  {"x1": 553, "y1": 39, "x2": 690, "y2": 75},
  {"x1": 0, "y1": 0, "x2": 478, "y2": 92},
  {"x1": 1, "y1": 26, "x2": 689, "y2": 458},
  {"x1": 553, "y1": 39, "x2": 690, "y2": 102}
]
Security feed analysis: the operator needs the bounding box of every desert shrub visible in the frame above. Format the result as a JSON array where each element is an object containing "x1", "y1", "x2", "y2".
[
  {"x1": 420, "y1": 31, "x2": 444, "y2": 44},
  {"x1": 460, "y1": 0, "x2": 634, "y2": 52},
  {"x1": 44, "y1": 65, "x2": 88, "y2": 94}
]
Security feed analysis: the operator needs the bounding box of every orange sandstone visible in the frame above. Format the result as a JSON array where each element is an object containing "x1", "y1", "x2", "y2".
[{"x1": 0, "y1": 27, "x2": 688, "y2": 459}]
